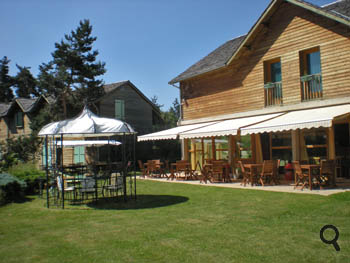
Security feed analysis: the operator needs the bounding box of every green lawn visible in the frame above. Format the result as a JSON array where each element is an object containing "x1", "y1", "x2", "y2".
[{"x1": 0, "y1": 180, "x2": 349, "y2": 263}]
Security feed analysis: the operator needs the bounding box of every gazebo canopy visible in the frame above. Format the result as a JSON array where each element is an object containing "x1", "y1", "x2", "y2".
[{"x1": 38, "y1": 106, "x2": 136, "y2": 137}]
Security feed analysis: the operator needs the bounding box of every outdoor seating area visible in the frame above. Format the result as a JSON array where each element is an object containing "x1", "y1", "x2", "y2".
[
  {"x1": 48, "y1": 163, "x2": 128, "y2": 205},
  {"x1": 138, "y1": 157, "x2": 348, "y2": 195}
]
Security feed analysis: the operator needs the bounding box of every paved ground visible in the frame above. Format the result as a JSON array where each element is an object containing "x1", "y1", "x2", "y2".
[{"x1": 139, "y1": 177, "x2": 350, "y2": 196}]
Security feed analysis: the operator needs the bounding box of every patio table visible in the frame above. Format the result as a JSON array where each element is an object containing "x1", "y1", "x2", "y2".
[
  {"x1": 300, "y1": 164, "x2": 320, "y2": 190},
  {"x1": 243, "y1": 163, "x2": 263, "y2": 186}
]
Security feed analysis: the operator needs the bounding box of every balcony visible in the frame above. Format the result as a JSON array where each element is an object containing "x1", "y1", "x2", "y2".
[
  {"x1": 300, "y1": 73, "x2": 322, "y2": 101},
  {"x1": 264, "y1": 81, "x2": 283, "y2": 107}
]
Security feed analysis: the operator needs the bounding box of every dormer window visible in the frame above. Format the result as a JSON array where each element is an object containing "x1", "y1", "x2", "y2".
[
  {"x1": 15, "y1": 112, "x2": 23, "y2": 128},
  {"x1": 264, "y1": 58, "x2": 283, "y2": 107},
  {"x1": 300, "y1": 47, "x2": 322, "y2": 101}
]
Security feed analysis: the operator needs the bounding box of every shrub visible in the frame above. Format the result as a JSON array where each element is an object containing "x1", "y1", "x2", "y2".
[
  {"x1": 8, "y1": 163, "x2": 45, "y2": 194},
  {"x1": 0, "y1": 173, "x2": 26, "y2": 205}
]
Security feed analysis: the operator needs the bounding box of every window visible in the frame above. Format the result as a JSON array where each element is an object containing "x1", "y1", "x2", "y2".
[
  {"x1": 42, "y1": 145, "x2": 52, "y2": 166},
  {"x1": 239, "y1": 135, "x2": 252, "y2": 159},
  {"x1": 74, "y1": 146, "x2": 85, "y2": 164},
  {"x1": 264, "y1": 58, "x2": 282, "y2": 106},
  {"x1": 215, "y1": 136, "x2": 229, "y2": 161},
  {"x1": 271, "y1": 132, "x2": 292, "y2": 166},
  {"x1": 300, "y1": 47, "x2": 322, "y2": 101},
  {"x1": 302, "y1": 128, "x2": 327, "y2": 163},
  {"x1": 115, "y1": 99, "x2": 125, "y2": 120},
  {"x1": 15, "y1": 112, "x2": 23, "y2": 127}
]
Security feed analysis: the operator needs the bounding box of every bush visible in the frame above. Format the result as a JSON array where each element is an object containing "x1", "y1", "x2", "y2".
[
  {"x1": 8, "y1": 163, "x2": 45, "y2": 194},
  {"x1": 0, "y1": 173, "x2": 26, "y2": 205}
]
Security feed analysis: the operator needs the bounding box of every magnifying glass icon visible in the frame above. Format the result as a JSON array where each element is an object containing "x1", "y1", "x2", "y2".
[{"x1": 320, "y1": 225, "x2": 340, "y2": 251}]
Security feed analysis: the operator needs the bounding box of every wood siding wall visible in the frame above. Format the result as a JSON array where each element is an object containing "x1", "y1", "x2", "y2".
[
  {"x1": 181, "y1": 3, "x2": 350, "y2": 121},
  {"x1": 0, "y1": 113, "x2": 33, "y2": 141},
  {"x1": 98, "y1": 84, "x2": 154, "y2": 135}
]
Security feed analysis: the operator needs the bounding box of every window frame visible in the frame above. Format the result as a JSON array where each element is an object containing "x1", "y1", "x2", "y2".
[{"x1": 115, "y1": 99, "x2": 125, "y2": 120}]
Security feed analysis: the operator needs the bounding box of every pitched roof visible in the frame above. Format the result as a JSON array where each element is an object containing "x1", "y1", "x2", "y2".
[
  {"x1": 322, "y1": 0, "x2": 350, "y2": 19},
  {"x1": 169, "y1": 35, "x2": 246, "y2": 84},
  {"x1": 169, "y1": 0, "x2": 350, "y2": 84},
  {"x1": 99, "y1": 80, "x2": 161, "y2": 114},
  {"x1": 0, "y1": 103, "x2": 12, "y2": 117},
  {"x1": 15, "y1": 98, "x2": 38, "y2": 112}
]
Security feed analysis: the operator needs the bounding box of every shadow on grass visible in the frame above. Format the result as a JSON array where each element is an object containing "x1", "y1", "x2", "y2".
[
  {"x1": 0, "y1": 196, "x2": 35, "y2": 207},
  {"x1": 86, "y1": 194, "x2": 189, "y2": 210}
]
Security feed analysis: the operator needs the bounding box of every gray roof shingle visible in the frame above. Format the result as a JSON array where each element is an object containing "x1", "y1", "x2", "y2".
[
  {"x1": 15, "y1": 98, "x2": 38, "y2": 112},
  {"x1": 169, "y1": 35, "x2": 246, "y2": 84},
  {"x1": 0, "y1": 103, "x2": 11, "y2": 117},
  {"x1": 169, "y1": 0, "x2": 350, "y2": 84},
  {"x1": 322, "y1": 0, "x2": 350, "y2": 19}
]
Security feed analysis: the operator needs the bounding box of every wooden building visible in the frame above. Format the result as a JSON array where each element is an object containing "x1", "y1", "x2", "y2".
[
  {"x1": 94, "y1": 80, "x2": 162, "y2": 135},
  {"x1": 140, "y1": 0, "x2": 350, "y2": 177},
  {"x1": 0, "y1": 96, "x2": 50, "y2": 141},
  {"x1": 45, "y1": 81, "x2": 162, "y2": 167}
]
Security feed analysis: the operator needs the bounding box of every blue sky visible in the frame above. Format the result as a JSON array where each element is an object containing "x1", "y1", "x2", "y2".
[{"x1": 0, "y1": 0, "x2": 332, "y2": 110}]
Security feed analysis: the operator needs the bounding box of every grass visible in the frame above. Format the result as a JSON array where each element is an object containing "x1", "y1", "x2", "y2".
[{"x1": 0, "y1": 180, "x2": 349, "y2": 263}]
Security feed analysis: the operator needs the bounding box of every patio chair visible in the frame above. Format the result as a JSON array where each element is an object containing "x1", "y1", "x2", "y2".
[
  {"x1": 103, "y1": 173, "x2": 123, "y2": 197},
  {"x1": 210, "y1": 161, "x2": 225, "y2": 182},
  {"x1": 292, "y1": 161, "x2": 309, "y2": 190},
  {"x1": 57, "y1": 176, "x2": 75, "y2": 200},
  {"x1": 259, "y1": 160, "x2": 277, "y2": 186},
  {"x1": 80, "y1": 177, "x2": 96, "y2": 200},
  {"x1": 318, "y1": 159, "x2": 336, "y2": 188},
  {"x1": 138, "y1": 160, "x2": 147, "y2": 178},
  {"x1": 238, "y1": 161, "x2": 250, "y2": 186},
  {"x1": 199, "y1": 164, "x2": 212, "y2": 184}
]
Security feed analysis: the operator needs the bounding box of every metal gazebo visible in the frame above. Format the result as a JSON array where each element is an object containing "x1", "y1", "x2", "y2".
[{"x1": 38, "y1": 106, "x2": 137, "y2": 208}]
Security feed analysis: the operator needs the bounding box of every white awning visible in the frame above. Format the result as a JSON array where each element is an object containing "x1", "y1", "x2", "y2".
[
  {"x1": 137, "y1": 122, "x2": 218, "y2": 141},
  {"x1": 55, "y1": 140, "x2": 121, "y2": 147},
  {"x1": 241, "y1": 104, "x2": 350, "y2": 135},
  {"x1": 179, "y1": 113, "x2": 282, "y2": 139}
]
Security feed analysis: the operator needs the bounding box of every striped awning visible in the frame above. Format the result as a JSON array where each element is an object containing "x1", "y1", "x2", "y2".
[
  {"x1": 137, "y1": 122, "x2": 218, "y2": 141},
  {"x1": 241, "y1": 104, "x2": 350, "y2": 135},
  {"x1": 179, "y1": 113, "x2": 282, "y2": 139}
]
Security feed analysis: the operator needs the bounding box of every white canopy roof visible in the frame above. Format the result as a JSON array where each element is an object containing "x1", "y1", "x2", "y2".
[
  {"x1": 179, "y1": 113, "x2": 282, "y2": 139},
  {"x1": 38, "y1": 107, "x2": 135, "y2": 137},
  {"x1": 241, "y1": 104, "x2": 350, "y2": 135},
  {"x1": 55, "y1": 140, "x2": 121, "y2": 147},
  {"x1": 137, "y1": 122, "x2": 218, "y2": 141}
]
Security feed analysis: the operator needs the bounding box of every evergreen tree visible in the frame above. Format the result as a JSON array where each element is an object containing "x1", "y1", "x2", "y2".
[
  {"x1": 13, "y1": 65, "x2": 39, "y2": 98},
  {"x1": 0, "y1": 56, "x2": 14, "y2": 102},
  {"x1": 38, "y1": 19, "x2": 106, "y2": 118}
]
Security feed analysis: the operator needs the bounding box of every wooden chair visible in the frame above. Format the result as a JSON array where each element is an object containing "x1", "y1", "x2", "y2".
[
  {"x1": 210, "y1": 161, "x2": 225, "y2": 182},
  {"x1": 199, "y1": 164, "x2": 212, "y2": 184},
  {"x1": 259, "y1": 160, "x2": 277, "y2": 186},
  {"x1": 318, "y1": 159, "x2": 336, "y2": 188},
  {"x1": 153, "y1": 159, "x2": 165, "y2": 178},
  {"x1": 138, "y1": 160, "x2": 147, "y2": 178},
  {"x1": 175, "y1": 160, "x2": 192, "y2": 180},
  {"x1": 292, "y1": 161, "x2": 309, "y2": 190},
  {"x1": 238, "y1": 161, "x2": 250, "y2": 186}
]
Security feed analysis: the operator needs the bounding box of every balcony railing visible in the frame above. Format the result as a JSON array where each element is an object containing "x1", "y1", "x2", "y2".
[
  {"x1": 300, "y1": 73, "x2": 322, "y2": 101},
  {"x1": 264, "y1": 81, "x2": 283, "y2": 107}
]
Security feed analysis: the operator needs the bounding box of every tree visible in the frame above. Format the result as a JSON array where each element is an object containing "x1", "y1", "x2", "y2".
[
  {"x1": 38, "y1": 19, "x2": 106, "y2": 118},
  {"x1": 0, "y1": 56, "x2": 14, "y2": 102},
  {"x1": 13, "y1": 65, "x2": 39, "y2": 98}
]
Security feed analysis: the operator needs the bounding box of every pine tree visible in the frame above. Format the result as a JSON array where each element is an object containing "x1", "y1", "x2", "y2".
[
  {"x1": 13, "y1": 65, "x2": 39, "y2": 98},
  {"x1": 0, "y1": 56, "x2": 14, "y2": 102},
  {"x1": 38, "y1": 19, "x2": 106, "y2": 118}
]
